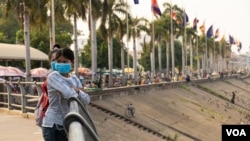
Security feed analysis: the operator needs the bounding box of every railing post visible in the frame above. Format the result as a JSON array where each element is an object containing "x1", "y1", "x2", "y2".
[
  {"x1": 34, "y1": 81, "x2": 42, "y2": 96},
  {"x1": 18, "y1": 82, "x2": 27, "y2": 113},
  {"x1": 4, "y1": 82, "x2": 12, "y2": 110}
]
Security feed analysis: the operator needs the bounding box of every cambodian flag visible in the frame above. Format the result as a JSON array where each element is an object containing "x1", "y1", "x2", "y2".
[
  {"x1": 151, "y1": 0, "x2": 162, "y2": 16},
  {"x1": 134, "y1": 0, "x2": 139, "y2": 4},
  {"x1": 193, "y1": 18, "x2": 199, "y2": 30}
]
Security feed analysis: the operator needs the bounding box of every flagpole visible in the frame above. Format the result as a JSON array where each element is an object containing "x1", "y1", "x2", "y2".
[
  {"x1": 196, "y1": 35, "x2": 200, "y2": 78},
  {"x1": 90, "y1": 0, "x2": 96, "y2": 81},
  {"x1": 51, "y1": 0, "x2": 55, "y2": 50},
  {"x1": 213, "y1": 37, "x2": 215, "y2": 72},
  {"x1": 190, "y1": 38, "x2": 193, "y2": 77},
  {"x1": 204, "y1": 20, "x2": 208, "y2": 73},
  {"x1": 126, "y1": 0, "x2": 129, "y2": 69},
  {"x1": 170, "y1": 0, "x2": 175, "y2": 78},
  {"x1": 182, "y1": 0, "x2": 187, "y2": 76},
  {"x1": 151, "y1": 14, "x2": 155, "y2": 78}
]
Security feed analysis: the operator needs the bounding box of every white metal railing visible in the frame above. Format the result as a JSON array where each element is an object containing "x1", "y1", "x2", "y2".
[
  {"x1": 0, "y1": 81, "x2": 42, "y2": 113},
  {"x1": 64, "y1": 97, "x2": 100, "y2": 141}
]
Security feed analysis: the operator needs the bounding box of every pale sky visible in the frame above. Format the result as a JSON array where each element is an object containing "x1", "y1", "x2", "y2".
[
  {"x1": 128, "y1": 0, "x2": 250, "y2": 54},
  {"x1": 77, "y1": 0, "x2": 250, "y2": 54}
]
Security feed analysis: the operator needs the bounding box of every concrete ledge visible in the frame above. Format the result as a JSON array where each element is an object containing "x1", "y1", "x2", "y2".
[{"x1": 0, "y1": 108, "x2": 35, "y2": 120}]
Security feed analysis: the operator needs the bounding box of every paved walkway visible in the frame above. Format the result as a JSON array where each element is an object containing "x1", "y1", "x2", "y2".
[{"x1": 0, "y1": 112, "x2": 43, "y2": 141}]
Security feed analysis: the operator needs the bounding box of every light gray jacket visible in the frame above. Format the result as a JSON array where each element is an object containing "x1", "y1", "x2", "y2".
[{"x1": 42, "y1": 71, "x2": 90, "y2": 127}]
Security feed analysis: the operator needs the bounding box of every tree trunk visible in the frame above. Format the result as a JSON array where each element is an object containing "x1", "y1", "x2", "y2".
[
  {"x1": 190, "y1": 38, "x2": 193, "y2": 77},
  {"x1": 121, "y1": 41, "x2": 125, "y2": 86},
  {"x1": 166, "y1": 42, "x2": 169, "y2": 78},
  {"x1": 108, "y1": 36, "x2": 113, "y2": 87},
  {"x1": 73, "y1": 14, "x2": 79, "y2": 77},
  {"x1": 24, "y1": 6, "x2": 31, "y2": 82},
  {"x1": 182, "y1": 35, "x2": 186, "y2": 76},
  {"x1": 158, "y1": 40, "x2": 162, "y2": 77},
  {"x1": 90, "y1": 0, "x2": 97, "y2": 81},
  {"x1": 151, "y1": 22, "x2": 155, "y2": 78},
  {"x1": 133, "y1": 35, "x2": 137, "y2": 85}
]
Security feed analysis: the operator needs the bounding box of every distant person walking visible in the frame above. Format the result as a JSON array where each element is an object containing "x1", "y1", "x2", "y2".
[
  {"x1": 231, "y1": 92, "x2": 236, "y2": 104},
  {"x1": 185, "y1": 75, "x2": 191, "y2": 82}
]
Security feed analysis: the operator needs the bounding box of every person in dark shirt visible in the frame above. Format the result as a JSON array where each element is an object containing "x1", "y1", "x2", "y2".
[
  {"x1": 231, "y1": 92, "x2": 236, "y2": 104},
  {"x1": 186, "y1": 75, "x2": 191, "y2": 82}
]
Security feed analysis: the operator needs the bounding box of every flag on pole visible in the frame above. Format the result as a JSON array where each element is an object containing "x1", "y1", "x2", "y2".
[
  {"x1": 181, "y1": 11, "x2": 189, "y2": 27},
  {"x1": 171, "y1": 8, "x2": 176, "y2": 20},
  {"x1": 151, "y1": 0, "x2": 162, "y2": 16},
  {"x1": 220, "y1": 34, "x2": 225, "y2": 42},
  {"x1": 238, "y1": 42, "x2": 242, "y2": 52},
  {"x1": 134, "y1": 0, "x2": 139, "y2": 4},
  {"x1": 229, "y1": 35, "x2": 235, "y2": 44},
  {"x1": 214, "y1": 28, "x2": 219, "y2": 38},
  {"x1": 193, "y1": 18, "x2": 199, "y2": 30},
  {"x1": 206, "y1": 25, "x2": 213, "y2": 38},
  {"x1": 199, "y1": 22, "x2": 205, "y2": 35},
  {"x1": 234, "y1": 39, "x2": 239, "y2": 45}
]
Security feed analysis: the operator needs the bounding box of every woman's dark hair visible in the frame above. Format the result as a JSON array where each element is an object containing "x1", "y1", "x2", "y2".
[
  {"x1": 53, "y1": 43, "x2": 61, "y2": 49},
  {"x1": 55, "y1": 48, "x2": 74, "y2": 63},
  {"x1": 48, "y1": 44, "x2": 61, "y2": 61}
]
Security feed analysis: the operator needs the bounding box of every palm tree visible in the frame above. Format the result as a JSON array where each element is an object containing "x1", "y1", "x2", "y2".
[
  {"x1": 127, "y1": 17, "x2": 149, "y2": 85},
  {"x1": 100, "y1": 0, "x2": 127, "y2": 87},
  {"x1": 5, "y1": 0, "x2": 50, "y2": 82},
  {"x1": 197, "y1": 35, "x2": 207, "y2": 76},
  {"x1": 114, "y1": 13, "x2": 132, "y2": 86},
  {"x1": 63, "y1": 0, "x2": 88, "y2": 76},
  {"x1": 154, "y1": 17, "x2": 170, "y2": 78},
  {"x1": 152, "y1": 5, "x2": 173, "y2": 78},
  {"x1": 5, "y1": 0, "x2": 50, "y2": 27},
  {"x1": 185, "y1": 27, "x2": 196, "y2": 76},
  {"x1": 162, "y1": 2, "x2": 183, "y2": 77},
  {"x1": 88, "y1": 0, "x2": 102, "y2": 81},
  {"x1": 173, "y1": 8, "x2": 190, "y2": 76}
]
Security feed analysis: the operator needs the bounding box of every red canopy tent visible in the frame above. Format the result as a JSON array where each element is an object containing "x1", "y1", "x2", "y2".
[{"x1": 78, "y1": 67, "x2": 92, "y2": 75}]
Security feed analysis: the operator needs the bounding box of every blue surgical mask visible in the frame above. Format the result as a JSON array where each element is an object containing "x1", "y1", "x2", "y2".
[
  {"x1": 55, "y1": 63, "x2": 72, "y2": 74},
  {"x1": 50, "y1": 61, "x2": 56, "y2": 70}
]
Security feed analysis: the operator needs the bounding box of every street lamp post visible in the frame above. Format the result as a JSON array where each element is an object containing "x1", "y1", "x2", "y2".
[
  {"x1": 47, "y1": 9, "x2": 53, "y2": 51},
  {"x1": 23, "y1": 5, "x2": 31, "y2": 82},
  {"x1": 90, "y1": 0, "x2": 97, "y2": 81},
  {"x1": 132, "y1": 26, "x2": 138, "y2": 85},
  {"x1": 51, "y1": 0, "x2": 55, "y2": 50}
]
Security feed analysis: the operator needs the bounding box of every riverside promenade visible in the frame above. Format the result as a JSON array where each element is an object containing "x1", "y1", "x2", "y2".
[{"x1": 0, "y1": 111, "x2": 43, "y2": 141}]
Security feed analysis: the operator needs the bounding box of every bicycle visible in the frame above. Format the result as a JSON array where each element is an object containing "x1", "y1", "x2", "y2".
[{"x1": 125, "y1": 103, "x2": 135, "y2": 118}]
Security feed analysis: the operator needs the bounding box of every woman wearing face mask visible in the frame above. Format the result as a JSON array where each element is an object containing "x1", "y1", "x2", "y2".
[
  {"x1": 48, "y1": 44, "x2": 61, "y2": 72},
  {"x1": 42, "y1": 48, "x2": 90, "y2": 141}
]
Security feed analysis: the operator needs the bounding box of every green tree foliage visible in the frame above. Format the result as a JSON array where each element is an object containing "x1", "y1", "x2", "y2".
[
  {"x1": 81, "y1": 30, "x2": 125, "y2": 69},
  {"x1": 139, "y1": 40, "x2": 182, "y2": 72},
  {"x1": 0, "y1": 9, "x2": 21, "y2": 43},
  {"x1": 0, "y1": 6, "x2": 73, "y2": 69},
  {"x1": 0, "y1": 32, "x2": 7, "y2": 43}
]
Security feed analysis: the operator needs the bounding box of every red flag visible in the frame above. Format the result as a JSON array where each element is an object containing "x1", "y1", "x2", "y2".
[
  {"x1": 235, "y1": 39, "x2": 239, "y2": 45},
  {"x1": 151, "y1": 0, "x2": 162, "y2": 16},
  {"x1": 215, "y1": 28, "x2": 219, "y2": 38},
  {"x1": 193, "y1": 18, "x2": 199, "y2": 30},
  {"x1": 171, "y1": 9, "x2": 176, "y2": 19}
]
